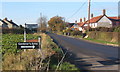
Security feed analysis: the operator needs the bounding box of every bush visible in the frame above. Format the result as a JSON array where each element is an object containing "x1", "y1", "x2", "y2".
[
  {"x1": 2, "y1": 28, "x2": 37, "y2": 34},
  {"x1": 89, "y1": 27, "x2": 115, "y2": 32},
  {"x1": 114, "y1": 26, "x2": 120, "y2": 32},
  {"x1": 71, "y1": 30, "x2": 82, "y2": 36},
  {"x1": 2, "y1": 28, "x2": 24, "y2": 34},
  {"x1": 58, "y1": 62, "x2": 79, "y2": 70}
]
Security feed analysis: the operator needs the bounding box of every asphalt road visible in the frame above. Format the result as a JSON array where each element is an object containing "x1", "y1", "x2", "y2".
[{"x1": 47, "y1": 33, "x2": 119, "y2": 70}]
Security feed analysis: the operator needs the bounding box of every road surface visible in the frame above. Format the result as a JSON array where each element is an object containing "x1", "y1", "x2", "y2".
[{"x1": 47, "y1": 33, "x2": 119, "y2": 71}]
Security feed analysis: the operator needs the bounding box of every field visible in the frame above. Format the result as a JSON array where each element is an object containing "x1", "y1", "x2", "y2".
[{"x1": 2, "y1": 34, "x2": 38, "y2": 54}]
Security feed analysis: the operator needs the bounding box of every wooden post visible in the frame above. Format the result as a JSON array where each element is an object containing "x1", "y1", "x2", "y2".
[
  {"x1": 24, "y1": 23, "x2": 26, "y2": 42},
  {"x1": 24, "y1": 23, "x2": 26, "y2": 52},
  {"x1": 38, "y1": 36, "x2": 44, "y2": 69},
  {"x1": 88, "y1": 0, "x2": 91, "y2": 30}
]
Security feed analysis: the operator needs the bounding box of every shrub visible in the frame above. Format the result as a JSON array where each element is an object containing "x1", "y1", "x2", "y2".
[
  {"x1": 99, "y1": 27, "x2": 109, "y2": 32},
  {"x1": 2, "y1": 28, "x2": 37, "y2": 34},
  {"x1": 58, "y1": 62, "x2": 79, "y2": 70},
  {"x1": 114, "y1": 26, "x2": 120, "y2": 32},
  {"x1": 71, "y1": 30, "x2": 82, "y2": 36},
  {"x1": 89, "y1": 27, "x2": 116, "y2": 32}
]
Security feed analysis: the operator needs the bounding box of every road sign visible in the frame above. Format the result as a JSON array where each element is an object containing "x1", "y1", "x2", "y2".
[{"x1": 17, "y1": 42, "x2": 39, "y2": 49}]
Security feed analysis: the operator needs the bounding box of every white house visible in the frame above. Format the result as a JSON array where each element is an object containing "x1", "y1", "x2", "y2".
[
  {"x1": 82, "y1": 9, "x2": 120, "y2": 28},
  {"x1": 83, "y1": 15, "x2": 112, "y2": 28}
]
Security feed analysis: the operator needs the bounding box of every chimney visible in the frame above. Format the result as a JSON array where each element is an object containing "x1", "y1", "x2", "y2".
[
  {"x1": 75, "y1": 20, "x2": 77, "y2": 23},
  {"x1": 10, "y1": 20, "x2": 12, "y2": 22},
  {"x1": 84, "y1": 17, "x2": 86, "y2": 22},
  {"x1": 4, "y1": 17, "x2": 7, "y2": 20},
  {"x1": 80, "y1": 18, "x2": 82, "y2": 22},
  {"x1": 103, "y1": 9, "x2": 106, "y2": 15},
  {"x1": 91, "y1": 13, "x2": 93, "y2": 18}
]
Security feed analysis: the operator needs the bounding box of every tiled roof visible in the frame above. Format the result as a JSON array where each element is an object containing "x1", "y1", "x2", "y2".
[
  {"x1": 81, "y1": 15, "x2": 120, "y2": 26},
  {"x1": 77, "y1": 22, "x2": 84, "y2": 27},
  {"x1": 108, "y1": 17, "x2": 120, "y2": 20},
  {"x1": 85, "y1": 15, "x2": 103, "y2": 24},
  {"x1": 71, "y1": 26, "x2": 74, "y2": 28},
  {"x1": 108, "y1": 17, "x2": 120, "y2": 21}
]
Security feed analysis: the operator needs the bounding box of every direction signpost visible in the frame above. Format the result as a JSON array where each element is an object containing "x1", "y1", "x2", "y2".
[{"x1": 17, "y1": 42, "x2": 39, "y2": 49}]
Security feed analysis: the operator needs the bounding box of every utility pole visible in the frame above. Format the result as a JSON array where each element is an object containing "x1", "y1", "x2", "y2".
[
  {"x1": 88, "y1": 0, "x2": 91, "y2": 30},
  {"x1": 39, "y1": 13, "x2": 42, "y2": 33}
]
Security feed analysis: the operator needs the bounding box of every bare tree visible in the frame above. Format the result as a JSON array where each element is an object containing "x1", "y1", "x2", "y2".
[{"x1": 37, "y1": 15, "x2": 47, "y2": 33}]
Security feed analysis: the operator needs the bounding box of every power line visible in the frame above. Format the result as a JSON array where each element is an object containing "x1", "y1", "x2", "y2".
[{"x1": 67, "y1": 0, "x2": 88, "y2": 20}]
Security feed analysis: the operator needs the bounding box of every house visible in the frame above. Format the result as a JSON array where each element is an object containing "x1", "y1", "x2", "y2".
[
  {"x1": 66, "y1": 23, "x2": 75, "y2": 28},
  {"x1": 108, "y1": 17, "x2": 120, "y2": 27},
  {"x1": 26, "y1": 24, "x2": 38, "y2": 30},
  {"x1": 0, "y1": 19, "x2": 8, "y2": 28},
  {"x1": 8, "y1": 20, "x2": 19, "y2": 28},
  {"x1": 1, "y1": 18, "x2": 19, "y2": 28},
  {"x1": 25, "y1": 24, "x2": 38, "y2": 33},
  {"x1": 70, "y1": 19, "x2": 84, "y2": 31},
  {"x1": 82, "y1": 9, "x2": 120, "y2": 29}
]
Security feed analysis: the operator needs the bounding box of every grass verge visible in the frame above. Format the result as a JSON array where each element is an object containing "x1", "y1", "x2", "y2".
[{"x1": 72, "y1": 35, "x2": 118, "y2": 46}]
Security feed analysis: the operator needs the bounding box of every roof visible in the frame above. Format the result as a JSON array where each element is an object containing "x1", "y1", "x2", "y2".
[
  {"x1": 8, "y1": 21, "x2": 19, "y2": 27},
  {"x1": 67, "y1": 23, "x2": 75, "y2": 27},
  {"x1": 0, "y1": 19, "x2": 8, "y2": 25},
  {"x1": 77, "y1": 22, "x2": 84, "y2": 27},
  {"x1": 85, "y1": 15, "x2": 103, "y2": 24},
  {"x1": 108, "y1": 17, "x2": 120, "y2": 20},
  {"x1": 26, "y1": 24, "x2": 38, "y2": 29},
  {"x1": 108, "y1": 17, "x2": 120, "y2": 21},
  {"x1": 3, "y1": 19, "x2": 19, "y2": 27},
  {"x1": 70, "y1": 22, "x2": 83, "y2": 30}
]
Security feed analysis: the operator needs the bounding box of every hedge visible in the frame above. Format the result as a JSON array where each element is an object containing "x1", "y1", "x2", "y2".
[
  {"x1": 89, "y1": 26, "x2": 120, "y2": 32},
  {"x1": 2, "y1": 28, "x2": 37, "y2": 34},
  {"x1": 87, "y1": 31, "x2": 119, "y2": 43}
]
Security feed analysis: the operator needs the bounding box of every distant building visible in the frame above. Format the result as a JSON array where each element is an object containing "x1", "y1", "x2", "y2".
[
  {"x1": 26, "y1": 24, "x2": 38, "y2": 30},
  {"x1": 0, "y1": 18, "x2": 19, "y2": 28},
  {"x1": 66, "y1": 23, "x2": 75, "y2": 28},
  {"x1": 0, "y1": 19, "x2": 8, "y2": 28},
  {"x1": 70, "y1": 20, "x2": 83, "y2": 31},
  {"x1": 25, "y1": 24, "x2": 38, "y2": 33}
]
